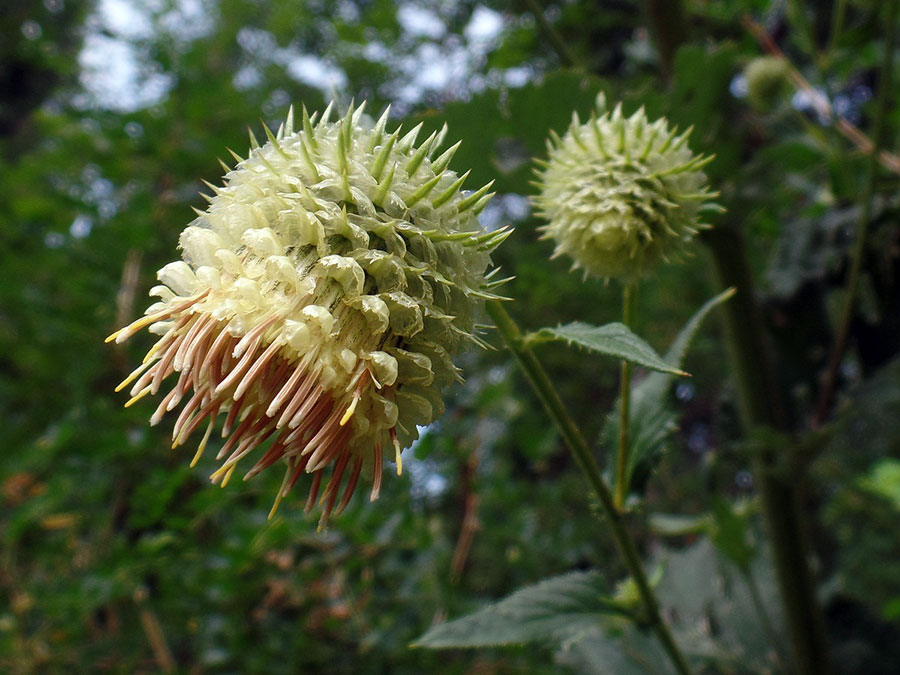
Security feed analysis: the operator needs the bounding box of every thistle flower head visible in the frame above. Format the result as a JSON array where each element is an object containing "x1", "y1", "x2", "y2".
[
  {"x1": 533, "y1": 94, "x2": 717, "y2": 281},
  {"x1": 108, "y1": 102, "x2": 508, "y2": 525}
]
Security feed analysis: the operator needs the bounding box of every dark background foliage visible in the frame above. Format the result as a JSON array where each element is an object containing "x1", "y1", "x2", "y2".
[{"x1": 2, "y1": 1, "x2": 900, "y2": 672}]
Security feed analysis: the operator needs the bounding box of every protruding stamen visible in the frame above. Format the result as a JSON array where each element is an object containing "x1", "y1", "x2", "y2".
[
  {"x1": 304, "y1": 471, "x2": 323, "y2": 513},
  {"x1": 116, "y1": 360, "x2": 154, "y2": 393},
  {"x1": 335, "y1": 456, "x2": 362, "y2": 515},
  {"x1": 267, "y1": 363, "x2": 306, "y2": 417},
  {"x1": 124, "y1": 385, "x2": 153, "y2": 408},
  {"x1": 268, "y1": 466, "x2": 289, "y2": 519},
  {"x1": 190, "y1": 411, "x2": 217, "y2": 467},
  {"x1": 370, "y1": 443, "x2": 383, "y2": 502},
  {"x1": 390, "y1": 427, "x2": 402, "y2": 476},
  {"x1": 339, "y1": 393, "x2": 360, "y2": 426},
  {"x1": 233, "y1": 338, "x2": 282, "y2": 400},
  {"x1": 106, "y1": 290, "x2": 209, "y2": 344}
]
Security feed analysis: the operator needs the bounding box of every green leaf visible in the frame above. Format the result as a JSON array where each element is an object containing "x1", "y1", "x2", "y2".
[
  {"x1": 556, "y1": 625, "x2": 678, "y2": 675},
  {"x1": 523, "y1": 322, "x2": 688, "y2": 375},
  {"x1": 412, "y1": 570, "x2": 630, "y2": 649},
  {"x1": 652, "y1": 499, "x2": 757, "y2": 570},
  {"x1": 660, "y1": 287, "x2": 737, "y2": 370},
  {"x1": 649, "y1": 512, "x2": 712, "y2": 537},
  {"x1": 859, "y1": 459, "x2": 900, "y2": 509},
  {"x1": 654, "y1": 538, "x2": 786, "y2": 670},
  {"x1": 708, "y1": 498, "x2": 756, "y2": 570},
  {"x1": 605, "y1": 288, "x2": 735, "y2": 498}
]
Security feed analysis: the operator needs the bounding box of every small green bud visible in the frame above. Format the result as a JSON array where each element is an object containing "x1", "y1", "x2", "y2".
[{"x1": 744, "y1": 56, "x2": 791, "y2": 112}]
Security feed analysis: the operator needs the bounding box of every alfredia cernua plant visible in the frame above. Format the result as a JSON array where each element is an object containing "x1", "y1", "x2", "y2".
[
  {"x1": 533, "y1": 95, "x2": 717, "y2": 281},
  {"x1": 108, "y1": 102, "x2": 509, "y2": 524}
]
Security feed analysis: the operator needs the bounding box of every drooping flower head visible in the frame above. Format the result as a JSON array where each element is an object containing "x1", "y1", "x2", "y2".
[
  {"x1": 533, "y1": 94, "x2": 717, "y2": 281},
  {"x1": 108, "y1": 102, "x2": 508, "y2": 525}
]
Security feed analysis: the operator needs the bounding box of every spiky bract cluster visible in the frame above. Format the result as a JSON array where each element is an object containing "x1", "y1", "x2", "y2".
[
  {"x1": 109, "y1": 102, "x2": 508, "y2": 525},
  {"x1": 533, "y1": 95, "x2": 717, "y2": 281}
]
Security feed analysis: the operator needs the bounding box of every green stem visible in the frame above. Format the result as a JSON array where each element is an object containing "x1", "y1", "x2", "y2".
[
  {"x1": 825, "y1": 0, "x2": 848, "y2": 60},
  {"x1": 815, "y1": 0, "x2": 899, "y2": 424},
  {"x1": 703, "y1": 226, "x2": 831, "y2": 675},
  {"x1": 645, "y1": 0, "x2": 687, "y2": 82},
  {"x1": 486, "y1": 300, "x2": 693, "y2": 675},
  {"x1": 615, "y1": 282, "x2": 636, "y2": 509}
]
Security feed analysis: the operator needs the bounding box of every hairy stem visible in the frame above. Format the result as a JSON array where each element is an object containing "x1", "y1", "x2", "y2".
[
  {"x1": 486, "y1": 300, "x2": 693, "y2": 675},
  {"x1": 615, "y1": 282, "x2": 636, "y2": 509}
]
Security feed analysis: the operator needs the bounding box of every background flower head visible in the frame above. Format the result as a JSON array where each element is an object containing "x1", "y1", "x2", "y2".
[{"x1": 533, "y1": 94, "x2": 718, "y2": 281}]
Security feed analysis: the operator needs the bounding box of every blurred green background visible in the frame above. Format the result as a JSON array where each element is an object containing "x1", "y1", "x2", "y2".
[{"x1": 3, "y1": 1, "x2": 900, "y2": 672}]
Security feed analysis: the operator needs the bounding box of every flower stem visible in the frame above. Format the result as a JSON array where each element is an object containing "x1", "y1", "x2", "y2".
[
  {"x1": 486, "y1": 300, "x2": 693, "y2": 675},
  {"x1": 615, "y1": 282, "x2": 636, "y2": 509}
]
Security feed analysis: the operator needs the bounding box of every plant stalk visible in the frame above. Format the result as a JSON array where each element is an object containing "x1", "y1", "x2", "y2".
[
  {"x1": 615, "y1": 282, "x2": 636, "y2": 509},
  {"x1": 524, "y1": 0, "x2": 580, "y2": 68},
  {"x1": 815, "y1": 0, "x2": 899, "y2": 424},
  {"x1": 645, "y1": 0, "x2": 687, "y2": 82},
  {"x1": 702, "y1": 226, "x2": 831, "y2": 675},
  {"x1": 486, "y1": 300, "x2": 693, "y2": 675}
]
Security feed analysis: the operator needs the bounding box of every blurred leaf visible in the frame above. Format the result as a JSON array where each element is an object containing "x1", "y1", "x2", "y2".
[
  {"x1": 859, "y1": 459, "x2": 900, "y2": 509},
  {"x1": 555, "y1": 624, "x2": 677, "y2": 675},
  {"x1": 649, "y1": 512, "x2": 712, "y2": 536},
  {"x1": 655, "y1": 538, "x2": 786, "y2": 671},
  {"x1": 523, "y1": 322, "x2": 688, "y2": 375},
  {"x1": 651, "y1": 499, "x2": 757, "y2": 570},
  {"x1": 708, "y1": 499, "x2": 756, "y2": 570},
  {"x1": 413, "y1": 570, "x2": 630, "y2": 649}
]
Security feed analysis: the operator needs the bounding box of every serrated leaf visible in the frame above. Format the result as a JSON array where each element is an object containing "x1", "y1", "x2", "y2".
[
  {"x1": 523, "y1": 322, "x2": 688, "y2": 376},
  {"x1": 605, "y1": 288, "x2": 735, "y2": 498},
  {"x1": 660, "y1": 287, "x2": 737, "y2": 372},
  {"x1": 412, "y1": 570, "x2": 630, "y2": 649}
]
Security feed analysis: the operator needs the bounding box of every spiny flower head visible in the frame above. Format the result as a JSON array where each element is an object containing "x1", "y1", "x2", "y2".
[
  {"x1": 108, "y1": 101, "x2": 509, "y2": 526},
  {"x1": 533, "y1": 94, "x2": 717, "y2": 281}
]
